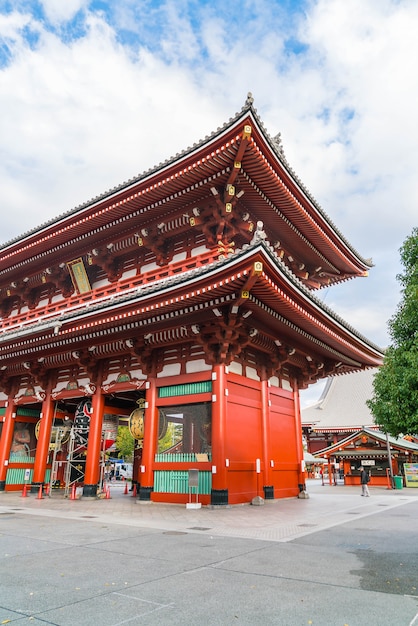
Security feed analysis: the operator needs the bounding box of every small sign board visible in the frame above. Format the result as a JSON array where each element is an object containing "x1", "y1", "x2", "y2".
[
  {"x1": 404, "y1": 463, "x2": 418, "y2": 487},
  {"x1": 24, "y1": 469, "x2": 31, "y2": 482},
  {"x1": 186, "y1": 469, "x2": 201, "y2": 509},
  {"x1": 188, "y1": 469, "x2": 199, "y2": 488}
]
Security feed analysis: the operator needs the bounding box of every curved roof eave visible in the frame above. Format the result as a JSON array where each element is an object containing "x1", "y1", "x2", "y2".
[
  {"x1": 0, "y1": 239, "x2": 384, "y2": 364},
  {"x1": 254, "y1": 242, "x2": 383, "y2": 358},
  {"x1": 0, "y1": 101, "x2": 254, "y2": 253},
  {"x1": 314, "y1": 427, "x2": 418, "y2": 456},
  {"x1": 1, "y1": 96, "x2": 372, "y2": 274},
  {"x1": 244, "y1": 109, "x2": 373, "y2": 272}
]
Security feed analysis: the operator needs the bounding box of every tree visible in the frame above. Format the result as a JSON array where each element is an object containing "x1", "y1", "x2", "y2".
[
  {"x1": 114, "y1": 426, "x2": 134, "y2": 461},
  {"x1": 367, "y1": 227, "x2": 418, "y2": 436}
]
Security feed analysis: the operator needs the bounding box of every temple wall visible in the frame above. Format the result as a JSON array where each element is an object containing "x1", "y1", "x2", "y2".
[{"x1": 270, "y1": 387, "x2": 300, "y2": 497}]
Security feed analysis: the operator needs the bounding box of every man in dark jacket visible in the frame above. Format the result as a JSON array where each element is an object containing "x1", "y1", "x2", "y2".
[{"x1": 360, "y1": 468, "x2": 370, "y2": 497}]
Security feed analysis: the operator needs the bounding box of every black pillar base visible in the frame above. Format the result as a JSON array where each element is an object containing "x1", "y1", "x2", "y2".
[
  {"x1": 138, "y1": 486, "x2": 153, "y2": 501},
  {"x1": 83, "y1": 483, "x2": 98, "y2": 498},
  {"x1": 210, "y1": 489, "x2": 229, "y2": 506},
  {"x1": 263, "y1": 485, "x2": 274, "y2": 499},
  {"x1": 0, "y1": 480, "x2": 5, "y2": 492},
  {"x1": 31, "y1": 481, "x2": 43, "y2": 494},
  {"x1": 298, "y1": 483, "x2": 306, "y2": 492}
]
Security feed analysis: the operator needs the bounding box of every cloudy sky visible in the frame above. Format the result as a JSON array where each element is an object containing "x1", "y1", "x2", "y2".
[{"x1": 1, "y1": 0, "x2": 416, "y2": 405}]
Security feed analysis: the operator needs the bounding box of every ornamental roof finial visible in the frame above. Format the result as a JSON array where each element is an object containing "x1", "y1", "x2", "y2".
[
  {"x1": 273, "y1": 132, "x2": 287, "y2": 161},
  {"x1": 250, "y1": 221, "x2": 267, "y2": 245},
  {"x1": 245, "y1": 92, "x2": 254, "y2": 106}
]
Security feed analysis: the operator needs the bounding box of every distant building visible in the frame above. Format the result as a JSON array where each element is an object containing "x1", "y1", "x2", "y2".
[
  {"x1": 312, "y1": 427, "x2": 418, "y2": 488},
  {"x1": 302, "y1": 369, "x2": 379, "y2": 454}
]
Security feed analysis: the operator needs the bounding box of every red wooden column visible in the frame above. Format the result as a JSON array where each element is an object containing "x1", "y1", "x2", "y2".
[
  {"x1": 0, "y1": 400, "x2": 17, "y2": 491},
  {"x1": 139, "y1": 378, "x2": 158, "y2": 501},
  {"x1": 83, "y1": 386, "x2": 105, "y2": 497},
  {"x1": 210, "y1": 363, "x2": 228, "y2": 505},
  {"x1": 31, "y1": 394, "x2": 55, "y2": 493},
  {"x1": 260, "y1": 367, "x2": 273, "y2": 499},
  {"x1": 293, "y1": 383, "x2": 306, "y2": 492}
]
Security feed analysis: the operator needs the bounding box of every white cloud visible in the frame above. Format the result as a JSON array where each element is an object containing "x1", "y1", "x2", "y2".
[
  {"x1": 40, "y1": 0, "x2": 89, "y2": 25},
  {"x1": 0, "y1": 0, "x2": 416, "y2": 358}
]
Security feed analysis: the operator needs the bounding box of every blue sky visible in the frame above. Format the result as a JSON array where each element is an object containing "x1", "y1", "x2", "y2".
[{"x1": 1, "y1": 0, "x2": 417, "y2": 405}]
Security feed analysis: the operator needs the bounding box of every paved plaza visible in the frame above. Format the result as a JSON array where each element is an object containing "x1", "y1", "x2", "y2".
[{"x1": 1, "y1": 480, "x2": 417, "y2": 625}]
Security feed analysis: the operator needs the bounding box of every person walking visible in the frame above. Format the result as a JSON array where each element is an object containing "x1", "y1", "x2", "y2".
[{"x1": 360, "y1": 468, "x2": 371, "y2": 497}]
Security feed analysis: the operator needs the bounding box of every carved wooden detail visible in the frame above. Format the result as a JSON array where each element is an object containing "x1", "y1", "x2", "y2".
[{"x1": 87, "y1": 247, "x2": 123, "y2": 283}]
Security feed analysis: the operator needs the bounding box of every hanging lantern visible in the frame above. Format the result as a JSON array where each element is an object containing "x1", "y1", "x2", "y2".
[{"x1": 129, "y1": 399, "x2": 145, "y2": 441}]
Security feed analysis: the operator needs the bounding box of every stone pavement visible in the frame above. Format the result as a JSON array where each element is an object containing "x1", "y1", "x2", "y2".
[
  {"x1": 1, "y1": 479, "x2": 417, "y2": 543},
  {"x1": 1, "y1": 480, "x2": 418, "y2": 626}
]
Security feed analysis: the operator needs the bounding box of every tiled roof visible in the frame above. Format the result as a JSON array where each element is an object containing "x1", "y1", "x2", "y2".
[
  {"x1": 315, "y1": 427, "x2": 418, "y2": 457},
  {"x1": 0, "y1": 239, "x2": 384, "y2": 360},
  {"x1": 301, "y1": 368, "x2": 379, "y2": 429},
  {"x1": 0, "y1": 94, "x2": 372, "y2": 271}
]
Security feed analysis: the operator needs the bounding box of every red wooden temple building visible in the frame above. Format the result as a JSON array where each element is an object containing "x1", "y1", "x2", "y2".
[{"x1": 0, "y1": 95, "x2": 384, "y2": 505}]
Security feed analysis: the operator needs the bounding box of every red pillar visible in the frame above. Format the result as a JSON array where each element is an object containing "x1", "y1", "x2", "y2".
[
  {"x1": 139, "y1": 378, "x2": 158, "y2": 501},
  {"x1": 31, "y1": 395, "x2": 55, "y2": 492},
  {"x1": 83, "y1": 387, "x2": 105, "y2": 497},
  {"x1": 0, "y1": 400, "x2": 17, "y2": 491},
  {"x1": 293, "y1": 383, "x2": 306, "y2": 492},
  {"x1": 210, "y1": 363, "x2": 228, "y2": 505},
  {"x1": 260, "y1": 368, "x2": 273, "y2": 498}
]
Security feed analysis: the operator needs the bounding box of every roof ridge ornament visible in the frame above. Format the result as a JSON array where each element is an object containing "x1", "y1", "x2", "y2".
[
  {"x1": 245, "y1": 92, "x2": 254, "y2": 107},
  {"x1": 272, "y1": 132, "x2": 287, "y2": 161},
  {"x1": 250, "y1": 221, "x2": 267, "y2": 245}
]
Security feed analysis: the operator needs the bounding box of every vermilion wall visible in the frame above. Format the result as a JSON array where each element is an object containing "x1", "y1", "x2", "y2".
[
  {"x1": 226, "y1": 375, "x2": 263, "y2": 504},
  {"x1": 224, "y1": 374, "x2": 301, "y2": 503},
  {"x1": 269, "y1": 387, "x2": 300, "y2": 498},
  {"x1": 145, "y1": 371, "x2": 303, "y2": 505}
]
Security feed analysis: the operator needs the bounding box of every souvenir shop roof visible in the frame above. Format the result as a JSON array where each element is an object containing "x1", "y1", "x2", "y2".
[
  {"x1": 314, "y1": 427, "x2": 418, "y2": 458},
  {"x1": 0, "y1": 94, "x2": 373, "y2": 292},
  {"x1": 302, "y1": 368, "x2": 379, "y2": 432}
]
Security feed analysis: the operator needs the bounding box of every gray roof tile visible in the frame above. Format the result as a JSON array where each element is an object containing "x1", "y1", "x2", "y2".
[{"x1": 301, "y1": 368, "x2": 378, "y2": 429}]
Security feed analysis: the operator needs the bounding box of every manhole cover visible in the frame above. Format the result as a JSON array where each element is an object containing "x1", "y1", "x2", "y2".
[
  {"x1": 80, "y1": 515, "x2": 97, "y2": 518},
  {"x1": 188, "y1": 527, "x2": 212, "y2": 531}
]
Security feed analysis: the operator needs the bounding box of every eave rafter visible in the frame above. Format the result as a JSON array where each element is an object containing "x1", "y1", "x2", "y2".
[
  {"x1": 1, "y1": 106, "x2": 371, "y2": 295},
  {"x1": 0, "y1": 242, "x2": 381, "y2": 384},
  {"x1": 0, "y1": 164, "x2": 230, "y2": 285},
  {"x1": 240, "y1": 170, "x2": 347, "y2": 287},
  {"x1": 0, "y1": 124, "x2": 252, "y2": 288},
  {"x1": 244, "y1": 127, "x2": 371, "y2": 278}
]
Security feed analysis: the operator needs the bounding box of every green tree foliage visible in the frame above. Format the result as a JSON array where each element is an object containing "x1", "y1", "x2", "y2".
[
  {"x1": 115, "y1": 426, "x2": 134, "y2": 461},
  {"x1": 367, "y1": 228, "x2": 418, "y2": 436},
  {"x1": 158, "y1": 422, "x2": 182, "y2": 453}
]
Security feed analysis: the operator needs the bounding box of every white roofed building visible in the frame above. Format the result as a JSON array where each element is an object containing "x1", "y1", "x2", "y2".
[{"x1": 302, "y1": 369, "x2": 379, "y2": 454}]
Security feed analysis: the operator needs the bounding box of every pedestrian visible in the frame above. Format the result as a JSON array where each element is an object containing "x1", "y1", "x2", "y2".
[{"x1": 360, "y1": 468, "x2": 370, "y2": 497}]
